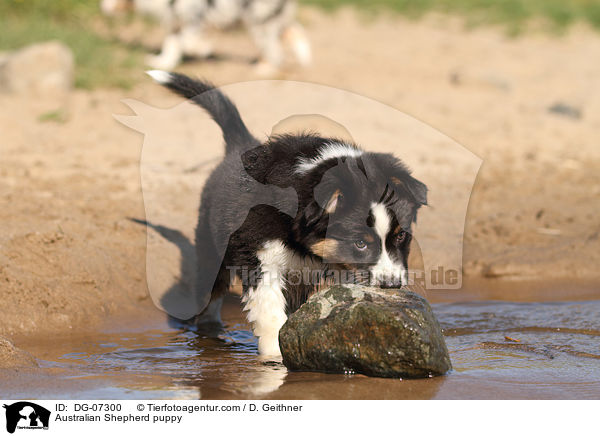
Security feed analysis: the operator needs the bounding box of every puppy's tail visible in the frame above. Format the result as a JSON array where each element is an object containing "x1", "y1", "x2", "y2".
[{"x1": 146, "y1": 70, "x2": 260, "y2": 154}]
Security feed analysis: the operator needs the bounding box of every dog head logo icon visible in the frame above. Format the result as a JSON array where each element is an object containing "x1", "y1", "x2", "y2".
[{"x1": 3, "y1": 402, "x2": 50, "y2": 434}]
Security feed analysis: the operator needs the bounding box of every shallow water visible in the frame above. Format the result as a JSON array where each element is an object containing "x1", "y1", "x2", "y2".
[{"x1": 5, "y1": 299, "x2": 600, "y2": 399}]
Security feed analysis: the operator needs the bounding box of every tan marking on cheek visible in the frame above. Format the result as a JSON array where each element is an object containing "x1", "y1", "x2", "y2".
[{"x1": 310, "y1": 239, "x2": 340, "y2": 258}]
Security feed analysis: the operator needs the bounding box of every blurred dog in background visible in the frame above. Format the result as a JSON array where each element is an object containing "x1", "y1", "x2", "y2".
[{"x1": 101, "y1": 0, "x2": 312, "y2": 73}]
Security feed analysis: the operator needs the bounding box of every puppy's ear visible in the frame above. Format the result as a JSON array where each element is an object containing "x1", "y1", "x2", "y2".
[
  {"x1": 241, "y1": 145, "x2": 272, "y2": 184},
  {"x1": 323, "y1": 189, "x2": 342, "y2": 214},
  {"x1": 391, "y1": 175, "x2": 428, "y2": 206},
  {"x1": 406, "y1": 176, "x2": 428, "y2": 206},
  {"x1": 303, "y1": 188, "x2": 342, "y2": 227}
]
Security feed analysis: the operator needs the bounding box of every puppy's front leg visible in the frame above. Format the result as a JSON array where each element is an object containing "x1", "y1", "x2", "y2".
[
  {"x1": 146, "y1": 33, "x2": 184, "y2": 70},
  {"x1": 242, "y1": 242, "x2": 289, "y2": 357},
  {"x1": 243, "y1": 276, "x2": 288, "y2": 357}
]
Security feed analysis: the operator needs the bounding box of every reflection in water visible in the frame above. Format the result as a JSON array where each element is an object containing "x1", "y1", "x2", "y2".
[
  {"x1": 7, "y1": 300, "x2": 600, "y2": 399},
  {"x1": 45, "y1": 323, "x2": 288, "y2": 399}
]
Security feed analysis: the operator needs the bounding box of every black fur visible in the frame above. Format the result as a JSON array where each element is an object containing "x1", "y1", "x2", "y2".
[{"x1": 158, "y1": 72, "x2": 260, "y2": 154}]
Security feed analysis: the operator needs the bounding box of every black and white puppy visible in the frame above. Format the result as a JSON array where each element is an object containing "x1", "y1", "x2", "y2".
[
  {"x1": 148, "y1": 71, "x2": 427, "y2": 356},
  {"x1": 101, "y1": 0, "x2": 311, "y2": 73}
]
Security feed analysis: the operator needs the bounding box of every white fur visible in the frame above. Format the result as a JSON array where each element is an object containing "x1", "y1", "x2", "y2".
[
  {"x1": 242, "y1": 239, "x2": 322, "y2": 356},
  {"x1": 145, "y1": 70, "x2": 172, "y2": 84},
  {"x1": 369, "y1": 203, "x2": 408, "y2": 286},
  {"x1": 242, "y1": 240, "x2": 289, "y2": 357},
  {"x1": 295, "y1": 142, "x2": 363, "y2": 174}
]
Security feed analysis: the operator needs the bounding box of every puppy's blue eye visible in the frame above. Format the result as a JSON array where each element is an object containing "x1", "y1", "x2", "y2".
[{"x1": 354, "y1": 240, "x2": 367, "y2": 250}]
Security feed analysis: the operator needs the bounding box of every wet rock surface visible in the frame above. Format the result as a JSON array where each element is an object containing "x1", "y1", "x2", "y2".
[{"x1": 279, "y1": 285, "x2": 451, "y2": 378}]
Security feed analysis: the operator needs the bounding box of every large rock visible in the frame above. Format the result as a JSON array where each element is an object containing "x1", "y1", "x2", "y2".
[
  {"x1": 279, "y1": 285, "x2": 451, "y2": 378},
  {"x1": 0, "y1": 41, "x2": 74, "y2": 96}
]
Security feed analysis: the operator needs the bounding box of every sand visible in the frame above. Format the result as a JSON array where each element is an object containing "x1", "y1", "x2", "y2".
[{"x1": 1, "y1": 7, "x2": 599, "y2": 348}]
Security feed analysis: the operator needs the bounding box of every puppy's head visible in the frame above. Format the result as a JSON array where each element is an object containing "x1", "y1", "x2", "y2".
[{"x1": 295, "y1": 142, "x2": 427, "y2": 288}]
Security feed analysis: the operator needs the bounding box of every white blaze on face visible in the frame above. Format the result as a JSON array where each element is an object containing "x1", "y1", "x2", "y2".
[{"x1": 369, "y1": 202, "x2": 407, "y2": 286}]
